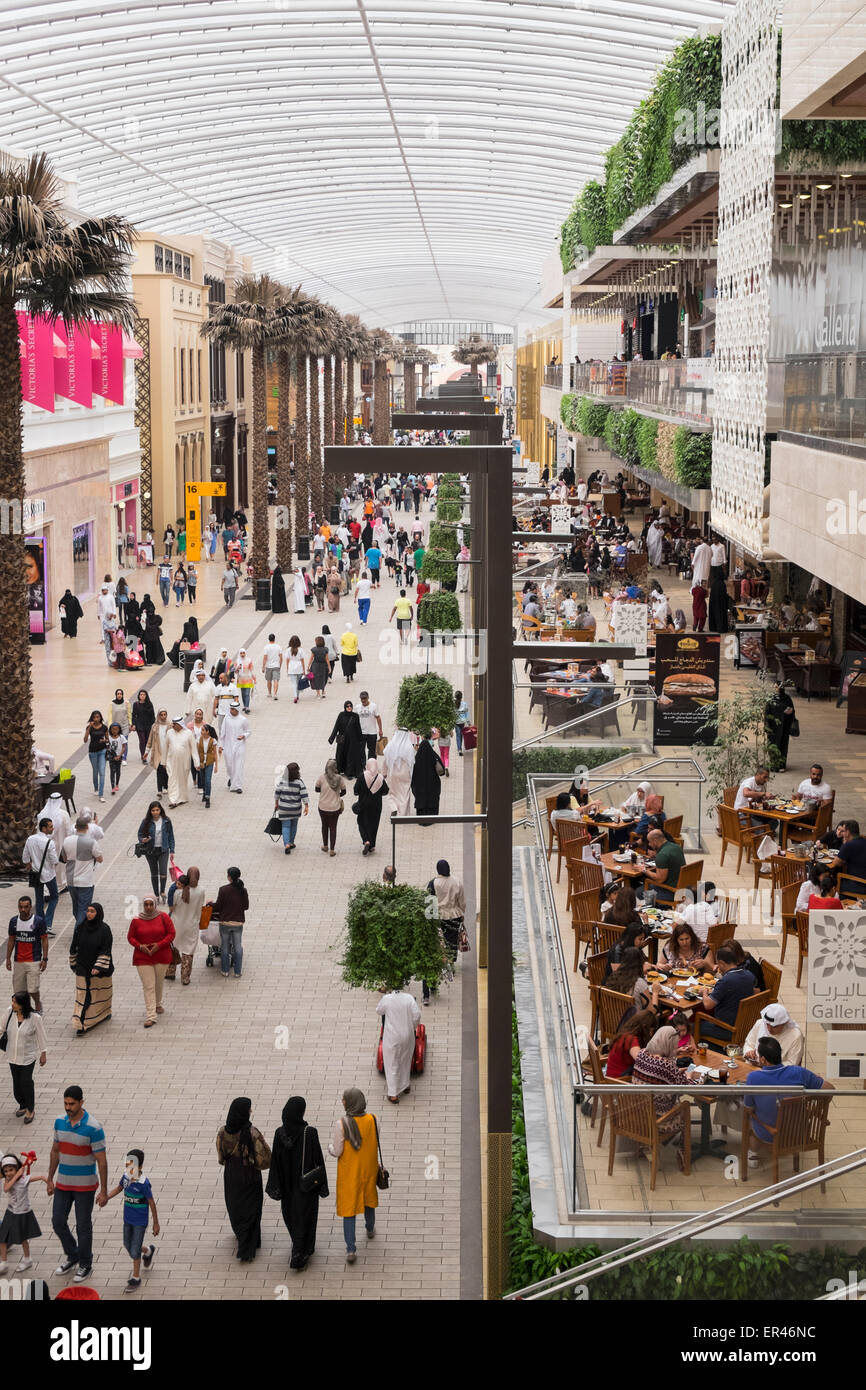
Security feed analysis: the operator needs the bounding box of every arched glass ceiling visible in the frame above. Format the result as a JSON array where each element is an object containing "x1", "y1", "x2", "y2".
[{"x1": 0, "y1": 0, "x2": 737, "y2": 326}]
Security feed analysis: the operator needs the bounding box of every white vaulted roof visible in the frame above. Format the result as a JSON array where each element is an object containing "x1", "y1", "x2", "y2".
[{"x1": 0, "y1": 0, "x2": 736, "y2": 325}]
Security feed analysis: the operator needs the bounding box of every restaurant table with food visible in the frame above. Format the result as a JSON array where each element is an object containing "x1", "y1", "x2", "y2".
[
  {"x1": 600, "y1": 847, "x2": 650, "y2": 880},
  {"x1": 645, "y1": 964, "x2": 717, "y2": 1012},
  {"x1": 683, "y1": 1048, "x2": 758, "y2": 1160},
  {"x1": 747, "y1": 796, "x2": 811, "y2": 850}
]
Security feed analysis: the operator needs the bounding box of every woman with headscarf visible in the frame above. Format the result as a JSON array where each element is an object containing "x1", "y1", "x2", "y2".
[
  {"x1": 124, "y1": 592, "x2": 142, "y2": 639},
  {"x1": 765, "y1": 680, "x2": 796, "y2": 772},
  {"x1": 411, "y1": 734, "x2": 445, "y2": 816},
  {"x1": 326, "y1": 566, "x2": 342, "y2": 614},
  {"x1": 673, "y1": 608, "x2": 688, "y2": 633},
  {"x1": 328, "y1": 701, "x2": 365, "y2": 778},
  {"x1": 69, "y1": 902, "x2": 114, "y2": 1035},
  {"x1": 235, "y1": 648, "x2": 256, "y2": 712},
  {"x1": 142, "y1": 606, "x2": 165, "y2": 665},
  {"x1": 131, "y1": 690, "x2": 155, "y2": 763},
  {"x1": 145, "y1": 709, "x2": 171, "y2": 797},
  {"x1": 427, "y1": 859, "x2": 466, "y2": 963},
  {"x1": 352, "y1": 758, "x2": 389, "y2": 855},
  {"x1": 216, "y1": 1098, "x2": 271, "y2": 1263},
  {"x1": 59, "y1": 588, "x2": 83, "y2": 638},
  {"x1": 381, "y1": 729, "x2": 415, "y2": 818},
  {"x1": 708, "y1": 572, "x2": 729, "y2": 633},
  {"x1": 327, "y1": 1088, "x2": 380, "y2": 1263},
  {"x1": 109, "y1": 690, "x2": 131, "y2": 761},
  {"x1": 314, "y1": 759, "x2": 347, "y2": 855},
  {"x1": 339, "y1": 622, "x2": 360, "y2": 681},
  {"x1": 167, "y1": 616, "x2": 199, "y2": 669},
  {"x1": 127, "y1": 893, "x2": 175, "y2": 1027},
  {"x1": 270, "y1": 563, "x2": 288, "y2": 614},
  {"x1": 211, "y1": 647, "x2": 233, "y2": 684},
  {"x1": 166, "y1": 866, "x2": 205, "y2": 984},
  {"x1": 632, "y1": 1027, "x2": 687, "y2": 1165},
  {"x1": 320, "y1": 625, "x2": 339, "y2": 680},
  {"x1": 292, "y1": 567, "x2": 306, "y2": 614},
  {"x1": 266, "y1": 1097, "x2": 328, "y2": 1271}
]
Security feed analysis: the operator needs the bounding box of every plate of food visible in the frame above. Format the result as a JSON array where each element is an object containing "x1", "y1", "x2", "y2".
[
  {"x1": 699, "y1": 973, "x2": 716, "y2": 986},
  {"x1": 646, "y1": 971, "x2": 666, "y2": 983},
  {"x1": 672, "y1": 968, "x2": 692, "y2": 978}
]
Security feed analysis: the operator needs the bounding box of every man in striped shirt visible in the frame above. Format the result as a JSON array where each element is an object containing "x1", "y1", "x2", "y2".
[{"x1": 47, "y1": 1085, "x2": 108, "y2": 1282}]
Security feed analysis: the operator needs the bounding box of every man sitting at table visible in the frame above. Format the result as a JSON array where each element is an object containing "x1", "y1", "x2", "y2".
[
  {"x1": 642, "y1": 827, "x2": 685, "y2": 907},
  {"x1": 795, "y1": 764, "x2": 833, "y2": 812},
  {"x1": 577, "y1": 669, "x2": 609, "y2": 715},
  {"x1": 743, "y1": 1037, "x2": 832, "y2": 1167},
  {"x1": 829, "y1": 820, "x2": 866, "y2": 897},
  {"x1": 673, "y1": 881, "x2": 720, "y2": 942},
  {"x1": 734, "y1": 767, "x2": 771, "y2": 830},
  {"x1": 743, "y1": 1004, "x2": 804, "y2": 1067},
  {"x1": 697, "y1": 945, "x2": 756, "y2": 1042}
]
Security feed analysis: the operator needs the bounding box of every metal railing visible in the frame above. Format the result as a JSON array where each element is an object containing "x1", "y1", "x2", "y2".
[
  {"x1": 506, "y1": 1145, "x2": 866, "y2": 1300},
  {"x1": 513, "y1": 685, "x2": 656, "y2": 750},
  {"x1": 543, "y1": 364, "x2": 564, "y2": 389},
  {"x1": 570, "y1": 359, "x2": 713, "y2": 423}
]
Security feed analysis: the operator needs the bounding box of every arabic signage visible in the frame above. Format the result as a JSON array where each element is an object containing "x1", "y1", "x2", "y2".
[
  {"x1": 550, "y1": 503, "x2": 572, "y2": 530},
  {"x1": 612, "y1": 601, "x2": 648, "y2": 657},
  {"x1": 808, "y1": 910, "x2": 866, "y2": 1025},
  {"x1": 653, "y1": 632, "x2": 720, "y2": 745}
]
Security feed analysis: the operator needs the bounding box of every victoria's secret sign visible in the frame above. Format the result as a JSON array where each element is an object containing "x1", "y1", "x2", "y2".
[{"x1": 17, "y1": 312, "x2": 126, "y2": 412}]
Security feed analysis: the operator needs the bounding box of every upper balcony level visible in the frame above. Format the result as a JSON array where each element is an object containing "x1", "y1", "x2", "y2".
[{"x1": 567, "y1": 358, "x2": 714, "y2": 429}]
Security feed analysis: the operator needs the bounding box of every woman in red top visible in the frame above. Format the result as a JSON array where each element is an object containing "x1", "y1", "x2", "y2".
[
  {"x1": 128, "y1": 894, "x2": 175, "y2": 1028},
  {"x1": 604, "y1": 1007, "x2": 658, "y2": 1078},
  {"x1": 807, "y1": 874, "x2": 843, "y2": 912}
]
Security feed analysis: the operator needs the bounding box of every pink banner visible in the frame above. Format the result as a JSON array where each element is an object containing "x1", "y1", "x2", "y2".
[
  {"x1": 90, "y1": 322, "x2": 124, "y2": 404},
  {"x1": 54, "y1": 320, "x2": 93, "y2": 407},
  {"x1": 17, "y1": 313, "x2": 55, "y2": 412}
]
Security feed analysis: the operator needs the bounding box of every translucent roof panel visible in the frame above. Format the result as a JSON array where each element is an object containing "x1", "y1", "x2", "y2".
[{"x1": 0, "y1": 0, "x2": 737, "y2": 326}]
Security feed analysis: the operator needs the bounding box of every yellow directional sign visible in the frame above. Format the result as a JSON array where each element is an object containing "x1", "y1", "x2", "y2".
[{"x1": 185, "y1": 481, "x2": 227, "y2": 561}]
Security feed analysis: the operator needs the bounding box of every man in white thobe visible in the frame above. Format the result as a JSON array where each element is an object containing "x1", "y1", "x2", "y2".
[
  {"x1": 184, "y1": 667, "x2": 217, "y2": 719},
  {"x1": 166, "y1": 717, "x2": 195, "y2": 806},
  {"x1": 646, "y1": 520, "x2": 665, "y2": 568},
  {"x1": 218, "y1": 702, "x2": 250, "y2": 793},
  {"x1": 376, "y1": 988, "x2": 422, "y2": 1101},
  {"x1": 37, "y1": 792, "x2": 72, "y2": 890},
  {"x1": 691, "y1": 539, "x2": 712, "y2": 587}
]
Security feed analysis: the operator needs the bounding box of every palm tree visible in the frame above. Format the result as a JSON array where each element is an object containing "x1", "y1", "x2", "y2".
[
  {"x1": 307, "y1": 309, "x2": 338, "y2": 524},
  {"x1": 273, "y1": 288, "x2": 326, "y2": 570},
  {"x1": 452, "y1": 333, "x2": 497, "y2": 391},
  {"x1": 0, "y1": 152, "x2": 135, "y2": 867},
  {"x1": 400, "y1": 341, "x2": 421, "y2": 411},
  {"x1": 341, "y1": 314, "x2": 371, "y2": 446},
  {"x1": 370, "y1": 328, "x2": 397, "y2": 446},
  {"x1": 330, "y1": 310, "x2": 345, "y2": 462},
  {"x1": 201, "y1": 272, "x2": 283, "y2": 581}
]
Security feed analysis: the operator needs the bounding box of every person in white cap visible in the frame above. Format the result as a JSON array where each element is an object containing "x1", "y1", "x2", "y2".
[
  {"x1": 184, "y1": 662, "x2": 216, "y2": 719},
  {"x1": 166, "y1": 717, "x2": 195, "y2": 807},
  {"x1": 218, "y1": 702, "x2": 250, "y2": 793},
  {"x1": 743, "y1": 1004, "x2": 804, "y2": 1066}
]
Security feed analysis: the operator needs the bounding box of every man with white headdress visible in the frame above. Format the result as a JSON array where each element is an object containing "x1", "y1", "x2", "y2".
[
  {"x1": 218, "y1": 700, "x2": 250, "y2": 793},
  {"x1": 36, "y1": 791, "x2": 72, "y2": 891},
  {"x1": 166, "y1": 716, "x2": 195, "y2": 807},
  {"x1": 376, "y1": 985, "x2": 421, "y2": 1104},
  {"x1": 292, "y1": 567, "x2": 306, "y2": 614},
  {"x1": 645, "y1": 519, "x2": 665, "y2": 568},
  {"x1": 381, "y1": 728, "x2": 416, "y2": 817},
  {"x1": 184, "y1": 661, "x2": 216, "y2": 719}
]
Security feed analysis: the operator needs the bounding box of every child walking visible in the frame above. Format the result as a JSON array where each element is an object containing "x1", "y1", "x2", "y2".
[
  {"x1": 105, "y1": 1148, "x2": 160, "y2": 1293},
  {"x1": 433, "y1": 726, "x2": 451, "y2": 775},
  {"x1": 107, "y1": 723, "x2": 128, "y2": 795},
  {"x1": 0, "y1": 1152, "x2": 47, "y2": 1274}
]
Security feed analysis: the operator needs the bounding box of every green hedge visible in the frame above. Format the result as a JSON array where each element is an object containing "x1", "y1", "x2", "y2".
[
  {"x1": 560, "y1": 392, "x2": 577, "y2": 429},
  {"x1": 396, "y1": 672, "x2": 455, "y2": 734},
  {"x1": 508, "y1": 1007, "x2": 866, "y2": 1297},
  {"x1": 418, "y1": 590, "x2": 462, "y2": 633},
  {"x1": 575, "y1": 397, "x2": 611, "y2": 438},
  {"x1": 673, "y1": 427, "x2": 712, "y2": 488},
  {"x1": 511, "y1": 747, "x2": 620, "y2": 802},
  {"x1": 419, "y1": 548, "x2": 457, "y2": 584},
  {"x1": 428, "y1": 523, "x2": 459, "y2": 557},
  {"x1": 634, "y1": 415, "x2": 659, "y2": 472},
  {"x1": 436, "y1": 500, "x2": 463, "y2": 523},
  {"x1": 601, "y1": 408, "x2": 710, "y2": 486}
]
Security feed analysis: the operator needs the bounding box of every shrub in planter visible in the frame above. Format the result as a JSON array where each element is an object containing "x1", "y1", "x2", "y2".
[
  {"x1": 419, "y1": 549, "x2": 457, "y2": 584},
  {"x1": 656, "y1": 421, "x2": 679, "y2": 481},
  {"x1": 418, "y1": 590, "x2": 462, "y2": 633},
  {"x1": 397, "y1": 671, "x2": 456, "y2": 735},
  {"x1": 341, "y1": 881, "x2": 447, "y2": 992},
  {"x1": 436, "y1": 500, "x2": 463, "y2": 524},
  {"x1": 575, "y1": 396, "x2": 611, "y2": 438},
  {"x1": 428, "y1": 524, "x2": 459, "y2": 557},
  {"x1": 673, "y1": 427, "x2": 712, "y2": 488},
  {"x1": 560, "y1": 392, "x2": 576, "y2": 428},
  {"x1": 436, "y1": 481, "x2": 462, "y2": 500},
  {"x1": 635, "y1": 415, "x2": 659, "y2": 471},
  {"x1": 511, "y1": 746, "x2": 625, "y2": 802}
]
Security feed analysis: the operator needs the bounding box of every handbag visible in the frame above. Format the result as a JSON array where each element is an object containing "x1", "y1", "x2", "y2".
[
  {"x1": 351, "y1": 801, "x2": 360, "y2": 814},
  {"x1": 0, "y1": 1007, "x2": 13, "y2": 1053},
  {"x1": 298, "y1": 1127, "x2": 328, "y2": 1195},
  {"x1": 297, "y1": 675, "x2": 310, "y2": 692},
  {"x1": 376, "y1": 735, "x2": 388, "y2": 755},
  {"x1": 28, "y1": 836, "x2": 51, "y2": 890},
  {"x1": 373, "y1": 1115, "x2": 389, "y2": 1190},
  {"x1": 168, "y1": 853, "x2": 183, "y2": 883},
  {"x1": 790, "y1": 717, "x2": 800, "y2": 737},
  {"x1": 264, "y1": 816, "x2": 283, "y2": 839},
  {"x1": 458, "y1": 925, "x2": 470, "y2": 953},
  {"x1": 199, "y1": 903, "x2": 213, "y2": 930},
  {"x1": 132, "y1": 842, "x2": 147, "y2": 859}
]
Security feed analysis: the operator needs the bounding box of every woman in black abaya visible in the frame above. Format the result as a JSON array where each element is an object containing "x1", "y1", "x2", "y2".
[
  {"x1": 352, "y1": 758, "x2": 389, "y2": 854},
  {"x1": 328, "y1": 701, "x2": 366, "y2": 778},
  {"x1": 59, "y1": 588, "x2": 84, "y2": 637},
  {"x1": 708, "y1": 574, "x2": 730, "y2": 633},
  {"x1": 216, "y1": 1097, "x2": 271, "y2": 1263},
  {"x1": 271, "y1": 564, "x2": 288, "y2": 614},
  {"x1": 411, "y1": 734, "x2": 445, "y2": 815},
  {"x1": 142, "y1": 608, "x2": 165, "y2": 665},
  {"x1": 265, "y1": 1097, "x2": 328, "y2": 1271}
]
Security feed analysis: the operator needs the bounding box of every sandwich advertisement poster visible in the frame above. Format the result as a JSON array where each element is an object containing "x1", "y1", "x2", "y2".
[{"x1": 653, "y1": 633, "x2": 720, "y2": 746}]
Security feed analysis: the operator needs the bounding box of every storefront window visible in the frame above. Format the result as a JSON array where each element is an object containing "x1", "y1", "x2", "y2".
[{"x1": 72, "y1": 520, "x2": 93, "y2": 598}]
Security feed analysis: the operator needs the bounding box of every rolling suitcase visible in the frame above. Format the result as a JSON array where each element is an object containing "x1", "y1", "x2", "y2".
[
  {"x1": 377, "y1": 1022, "x2": 426, "y2": 1075},
  {"x1": 461, "y1": 724, "x2": 477, "y2": 750}
]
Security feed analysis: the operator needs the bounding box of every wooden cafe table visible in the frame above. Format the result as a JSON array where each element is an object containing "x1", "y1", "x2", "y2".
[
  {"x1": 599, "y1": 846, "x2": 645, "y2": 879},
  {"x1": 746, "y1": 798, "x2": 811, "y2": 850},
  {"x1": 683, "y1": 1048, "x2": 758, "y2": 1160}
]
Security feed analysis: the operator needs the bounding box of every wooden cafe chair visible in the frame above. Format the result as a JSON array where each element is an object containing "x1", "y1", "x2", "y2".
[{"x1": 608, "y1": 1090, "x2": 691, "y2": 1191}]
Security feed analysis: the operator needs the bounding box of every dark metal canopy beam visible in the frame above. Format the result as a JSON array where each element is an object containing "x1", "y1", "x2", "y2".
[
  {"x1": 324, "y1": 445, "x2": 511, "y2": 473},
  {"x1": 513, "y1": 532, "x2": 584, "y2": 542},
  {"x1": 416, "y1": 396, "x2": 496, "y2": 414},
  {"x1": 512, "y1": 642, "x2": 637, "y2": 660},
  {"x1": 392, "y1": 413, "x2": 501, "y2": 435}
]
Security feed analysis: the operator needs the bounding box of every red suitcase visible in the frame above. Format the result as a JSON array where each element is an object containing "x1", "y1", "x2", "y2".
[
  {"x1": 377, "y1": 1023, "x2": 426, "y2": 1075},
  {"x1": 461, "y1": 724, "x2": 477, "y2": 750}
]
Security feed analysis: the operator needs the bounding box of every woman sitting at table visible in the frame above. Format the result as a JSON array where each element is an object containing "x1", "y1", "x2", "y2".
[
  {"x1": 806, "y1": 873, "x2": 843, "y2": 911},
  {"x1": 605, "y1": 1007, "x2": 658, "y2": 1079},
  {"x1": 662, "y1": 922, "x2": 714, "y2": 973},
  {"x1": 667, "y1": 1011, "x2": 695, "y2": 1053},
  {"x1": 795, "y1": 863, "x2": 825, "y2": 913},
  {"x1": 631, "y1": 1028, "x2": 689, "y2": 1165},
  {"x1": 603, "y1": 922, "x2": 648, "y2": 981},
  {"x1": 568, "y1": 778, "x2": 602, "y2": 816},
  {"x1": 607, "y1": 885, "x2": 643, "y2": 929},
  {"x1": 550, "y1": 792, "x2": 584, "y2": 834},
  {"x1": 605, "y1": 947, "x2": 658, "y2": 1017}
]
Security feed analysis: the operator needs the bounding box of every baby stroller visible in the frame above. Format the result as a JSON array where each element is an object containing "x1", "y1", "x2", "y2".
[{"x1": 201, "y1": 909, "x2": 235, "y2": 970}]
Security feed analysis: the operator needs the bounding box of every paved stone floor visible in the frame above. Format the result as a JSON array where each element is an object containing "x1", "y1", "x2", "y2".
[{"x1": 8, "y1": 504, "x2": 476, "y2": 1300}]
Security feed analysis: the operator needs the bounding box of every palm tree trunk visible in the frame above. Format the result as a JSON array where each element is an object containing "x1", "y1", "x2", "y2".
[
  {"x1": 373, "y1": 359, "x2": 389, "y2": 445},
  {"x1": 323, "y1": 354, "x2": 334, "y2": 517},
  {"x1": 250, "y1": 341, "x2": 270, "y2": 580},
  {"x1": 309, "y1": 353, "x2": 323, "y2": 521},
  {"x1": 276, "y1": 347, "x2": 293, "y2": 569},
  {"x1": 333, "y1": 353, "x2": 343, "y2": 451},
  {"x1": 404, "y1": 359, "x2": 416, "y2": 410},
  {"x1": 0, "y1": 302, "x2": 36, "y2": 867},
  {"x1": 345, "y1": 357, "x2": 354, "y2": 444},
  {"x1": 294, "y1": 350, "x2": 310, "y2": 538}
]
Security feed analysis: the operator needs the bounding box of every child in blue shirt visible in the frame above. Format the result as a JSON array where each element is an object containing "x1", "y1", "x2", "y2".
[{"x1": 106, "y1": 1148, "x2": 160, "y2": 1293}]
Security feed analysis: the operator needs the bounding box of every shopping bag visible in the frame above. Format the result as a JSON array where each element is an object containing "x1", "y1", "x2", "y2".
[
  {"x1": 168, "y1": 853, "x2": 183, "y2": 883},
  {"x1": 264, "y1": 816, "x2": 283, "y2": 841},
  {"x1": 297, "y1": 675, "x2": 310, "y2": 693},
  {"x1": 462, "y1": 724, "x2": 477, "y2": 750},
  {"x1": 199, "y1": 904, "x2": 213, "y2": 930}
]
